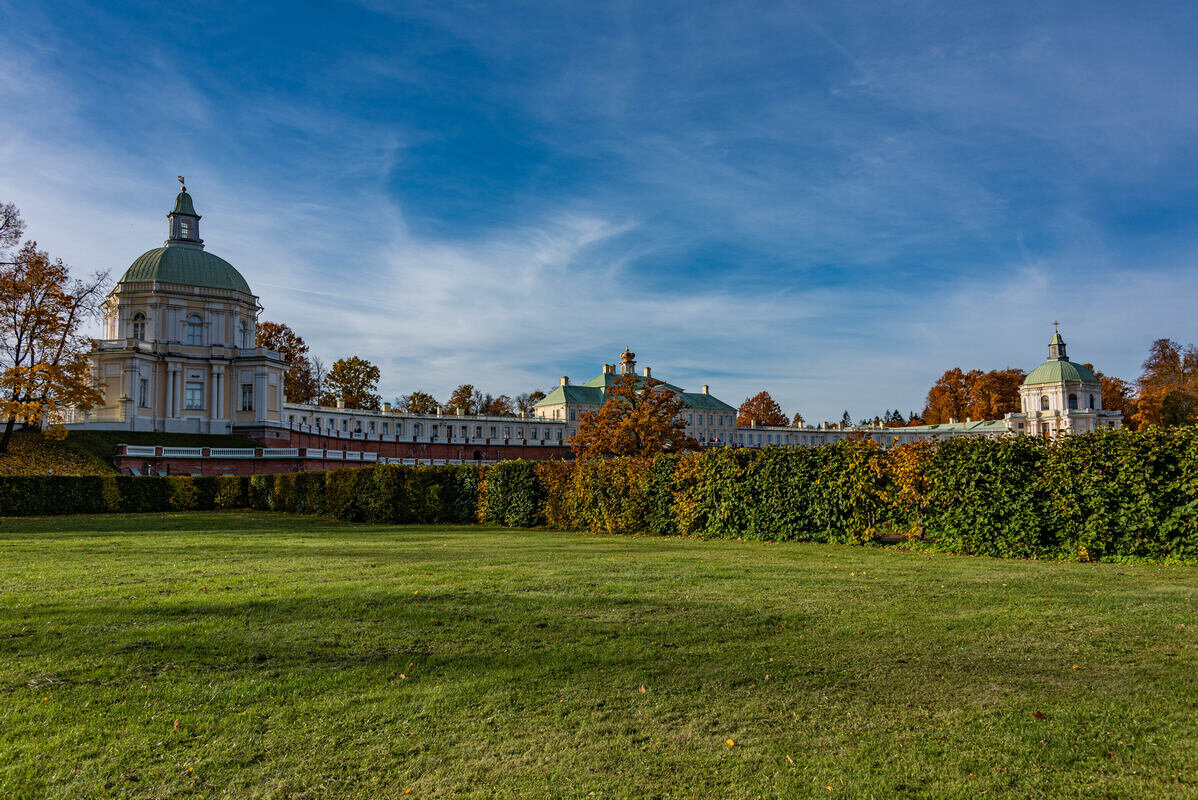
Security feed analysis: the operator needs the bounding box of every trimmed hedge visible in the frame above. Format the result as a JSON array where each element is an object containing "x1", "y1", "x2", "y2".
[
  {"x1": 480, "y1": 429, "x2": 1198, "y2": 562},
  {"x1": 2, "y1": 428, "x2": 1195, "y2": 563}
]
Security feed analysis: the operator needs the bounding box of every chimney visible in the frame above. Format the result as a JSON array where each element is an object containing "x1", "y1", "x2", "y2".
[
  {"x1": 643, "y1": 366, "x2": 652, "y2": 378},
  {"x1": 949, "y1": 417, "x2": 957, "y2": 424},
  {"x1": 966, "y1": 416, "x2": 972, "y2": 423},
  {"x1": 382, "y1": 402, "x2": 392, "y2": 413},
  {"x1": 336, "y1": 398, "x2": 346, "y2": 409},
  {"x1": 603, "y1": 364, "x2": 613, "y2": 375},
  {"x1": 456, "y1": 407, "x2": 464, "y2": 415},
  {"x1": 560, "y1": 376, "x2": 569, "y2": 386},
  {"x1": 701, "y1": 385, "x2": 709, "y2": 394}
]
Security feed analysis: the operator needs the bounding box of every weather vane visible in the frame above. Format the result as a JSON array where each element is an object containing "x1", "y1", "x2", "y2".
[{"x1": 178, "y1": 175, "x2": 186, "y2": 192}]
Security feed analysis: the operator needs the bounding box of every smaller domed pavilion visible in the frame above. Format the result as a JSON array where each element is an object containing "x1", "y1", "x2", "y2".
[
  {"x1": 1005, "y1": 327, "x2": 1122, "y2": 437},
  {"x1": 70, "y1": 181, "x2": 287, "y2": 434}
]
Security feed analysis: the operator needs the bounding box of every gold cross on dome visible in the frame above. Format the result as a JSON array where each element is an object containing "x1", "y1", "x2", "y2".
[{"x1": 1053, "y1": 320, "x2": 1059, "y2": 331}]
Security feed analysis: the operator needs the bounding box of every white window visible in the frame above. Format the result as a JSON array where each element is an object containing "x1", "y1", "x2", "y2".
[
  {"x1": 516, "y1": 428, "x2": 524, "y2": 438},
  {"x1": 382, "y1": 422, "x2": 389, "y2": 435},
  {"x1": 368, "y1": 421, "x2": 375, "y2": 433},
  {"x1": 490, "y1": 426, "x2": 497, "y2": 437},
  {"x1": 132, "y1": 313, "x2": 146, "y2": 340},
  {"x1": 503, "y1": 426, "x2": 511, "y2": 438},
  {"x1": 186, "y1": 315, "x2": 204, "y2": 346},
  {"x1": 179, "y1": 220, "x2": 192, "y2": 238},
  {"x1": 413, "y1": 423, "x2": 422, "y2": 436},
  {"x1": 475, "y1": 426, "x2": 482, "y2": 437},
  {"x1": 241, "y1": 383, "x2": 254, "y2": 411},
  {"x1": 138, "y1": 378, "x2": 149, "y2": 408},
  {"x1": 240, "y1": 321, "x2": 251, "y2": 349},
  {"x1": 184, "y1": 381, "x2": 204, "y2": 410}
]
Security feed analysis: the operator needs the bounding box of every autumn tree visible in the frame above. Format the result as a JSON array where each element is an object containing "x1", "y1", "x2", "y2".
[
  {"x1": 964, "y1": 368, "x2": 1025, "y2": 420},
  {"x1": 737, "y1": 391, "x2": 789, "y2": 427},
  {"x1": 443, "y1": 384, "x2": 478, "y2": 415},
  {"x1": 791, "y1": 411, "x2": 805, "y2": 427},
  {"x1": 516, "y1": 390, "x2": 545, "y2": 414},
  {"x1": 570, "y1": 374, "x2": 699, "y2": 460},
  {"x1": 396, "y1": 390, "x2": 438, "y2": 414},
  {"x1": 1133, "y1": 338, "x2": 1198, "y2": 427},
  {"x1": 256, "y1": 321, "x2": 318, "y2": 404},
  {"x1": 485, "y1": 394, "x2": 515, "y2": 416},
  {"x1": 923, "y1": 367, "x2": 1024, "y2": 424},
  {"x1": 0, "y1": 202, "x2": 23, "y2": 263},
  {"x1": 320, "y1": 356, "x2": 381, "y2": 410},
  {"x1": 840, "y1": 410, "x2": 852, "y2": 427},
  {"x1": 922, "y1": 368, "x2": 970, "y2": 424},
  {"x1": 0, "y1": 239, "x2": 108, "y2": 453}
]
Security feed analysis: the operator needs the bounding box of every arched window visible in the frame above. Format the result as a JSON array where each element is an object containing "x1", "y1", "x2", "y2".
[
  {"x1": 1068, "y1": 394, "x2": 1078, "y2": 410},
  {"x1": 1040, "y1": 395, "x2": 1049, "y2": 411},
  {"x1": 132, "y1": 312, "x2": 146, "y2": 340},
  {"x1": 186, "y1": 314, "x2": 203, "y2": 346},
  {"x1": 1089, "y1": 394, "x2": 1095, "y2": 410},
  {"x1": 239, "y1": 321, "x2": 251, "y2": 349}
]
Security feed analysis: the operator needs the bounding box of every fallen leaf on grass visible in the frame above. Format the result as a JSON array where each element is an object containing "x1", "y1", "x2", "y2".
[
  {"x1": 639, "y1": 685, "x2": 646, "y2": 693},
  {"x1": 1033, "y1": 711, "x2": 1047, "y2": 719}
]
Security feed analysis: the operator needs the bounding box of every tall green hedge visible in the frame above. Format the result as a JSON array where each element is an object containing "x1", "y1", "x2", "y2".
[{"x1": 2, "y1": 428, "x2": 1195, "y2": 563}]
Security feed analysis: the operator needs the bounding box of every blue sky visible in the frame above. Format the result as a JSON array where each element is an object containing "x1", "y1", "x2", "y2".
[{"x1": 2, "y1": 0, "x2": 1197, "y2": 421}]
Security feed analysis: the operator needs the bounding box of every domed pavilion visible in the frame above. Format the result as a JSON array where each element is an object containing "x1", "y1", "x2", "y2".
[
  {"x1": 72, "y1": 181, "x2": 287, "y2": 434},
  {"x1": 1006, "y1": 327, "x2": 1123, "y2": 437}
]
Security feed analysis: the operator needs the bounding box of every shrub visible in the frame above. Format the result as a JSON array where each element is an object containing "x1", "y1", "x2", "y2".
[{"x1": 481, "y1": 460, "x2": 543, "y2": 527}]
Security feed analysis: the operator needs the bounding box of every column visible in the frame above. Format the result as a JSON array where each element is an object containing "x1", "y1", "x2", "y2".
[
  {"x1": 211, "y1": 366, "x2": 219, "y2": 420},
  {"x1": 256, "y1": 369, "x2": 267, "y2": 423}
]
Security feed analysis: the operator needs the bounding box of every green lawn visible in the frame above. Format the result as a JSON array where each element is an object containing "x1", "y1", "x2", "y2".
[{"x1": 0, "y1": 513, "x2": 1194, "y2": 799}]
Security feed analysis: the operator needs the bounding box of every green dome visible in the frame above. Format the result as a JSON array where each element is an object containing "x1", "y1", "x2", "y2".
[
  {"x1": 1023, "y1": 360, "x2": 1098, "y2": 385},
  {"x1": 118, "y1": 246, "x2": 253, "y2": 294}
]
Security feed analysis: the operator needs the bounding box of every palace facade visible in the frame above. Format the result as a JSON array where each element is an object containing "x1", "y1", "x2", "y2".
[{"x1": 67, "y1": 184, "x2": 1121, "y2": 470}]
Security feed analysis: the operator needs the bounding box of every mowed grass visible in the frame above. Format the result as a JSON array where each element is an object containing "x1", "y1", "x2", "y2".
[{"x1": 0, "y1": 513, "x2": 1195, "y2": 799}]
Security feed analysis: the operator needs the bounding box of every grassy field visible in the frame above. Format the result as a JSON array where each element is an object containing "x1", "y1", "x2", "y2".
[{"x1": 0, "y1": 513, "x2": 1194, "y2": 799}]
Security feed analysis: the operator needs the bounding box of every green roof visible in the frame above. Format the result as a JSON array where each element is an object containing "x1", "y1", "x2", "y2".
[
  {"x1": 536, "y1": 385, "x2": 605, "y2": 406},
  {"x1": 171, "y1": 190, "x2": 198, "y2": 216},
  {"x1": 119, "y1": 246, "x2": 253, "y2": 294},
  {"x1": 534, "y1": 377, "x2": 736, "y2": 412},
  {"x1": 582, "y1": 372, "x2": 685, "y2": 393},
  {"x1": 679, "y1": 392, "x2": 736, "y2": 411},
  {"x1": 1023, "y1": 360, "x2": 1098, "y2": 386}
]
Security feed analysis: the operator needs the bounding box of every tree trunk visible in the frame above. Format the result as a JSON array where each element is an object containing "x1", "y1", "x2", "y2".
[{"x1": 0, "y1": 416, "x2": 16, "y2": 454}]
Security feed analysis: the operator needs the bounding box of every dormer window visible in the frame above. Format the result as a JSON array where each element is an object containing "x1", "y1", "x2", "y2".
[
  {"x1": 186, "y1": 314, "x2": 204, "y2": 346},
  {"x1": 132, "y1": 313, "x2": 146, "y2": 340}
]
